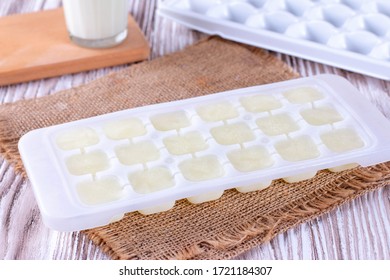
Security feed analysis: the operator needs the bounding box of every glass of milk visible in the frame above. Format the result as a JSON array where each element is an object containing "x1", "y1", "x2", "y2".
[{"x1": 62, "y1": 0, "x2": 129, "y2": 48}]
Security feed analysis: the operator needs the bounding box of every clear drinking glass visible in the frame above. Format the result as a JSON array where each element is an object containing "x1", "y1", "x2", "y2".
[{"x1": 62, "y1": 0, "x2": 129, "y2": 48}]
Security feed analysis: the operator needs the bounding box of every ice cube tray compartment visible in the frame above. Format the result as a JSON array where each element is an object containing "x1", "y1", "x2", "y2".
[
  {"x1": 158, "y1": 0, "x2": 390, "y2": 80},
  {"x1": 19, "y1": 75, "x2": 390, "y2": 231}
]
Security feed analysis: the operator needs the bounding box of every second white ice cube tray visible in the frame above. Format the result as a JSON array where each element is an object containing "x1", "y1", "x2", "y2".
[
  {"x1": 19, "y1": 75, "x2": 390, "y2": 231},
  {"x1": 158, "y1": 0, "x2": 390, "y2": 80}
]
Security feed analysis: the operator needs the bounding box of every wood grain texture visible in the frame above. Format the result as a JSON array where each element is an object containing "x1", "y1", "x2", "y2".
[
  {"x1": 0, "y1": 8, "x2": 149, "y2": 86},
  {"x1": 0, "y1": 0, "x2": 389, "y2": 260}
]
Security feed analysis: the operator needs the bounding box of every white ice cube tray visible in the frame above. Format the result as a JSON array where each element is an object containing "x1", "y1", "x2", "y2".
[
  {"x1": 158, "y1": 0, "x2": 390, "y2": 80},
  {"x1": 18, "y1": 75, "x2": 390, "y2": 231}
]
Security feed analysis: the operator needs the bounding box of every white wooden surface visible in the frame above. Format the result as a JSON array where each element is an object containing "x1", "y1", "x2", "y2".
[{"x1": 0, "y1": 0, "x2": 389, "y2": 260}]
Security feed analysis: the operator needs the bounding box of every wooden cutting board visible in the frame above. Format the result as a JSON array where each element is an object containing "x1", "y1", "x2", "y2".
[{"x1": 0, "y1": 8, "x2": 150, "y2": 86}]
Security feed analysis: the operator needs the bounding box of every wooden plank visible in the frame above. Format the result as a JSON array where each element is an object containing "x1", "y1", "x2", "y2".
[{"x1": 0, "y1": 8, "x2": 150, "y2": 86}]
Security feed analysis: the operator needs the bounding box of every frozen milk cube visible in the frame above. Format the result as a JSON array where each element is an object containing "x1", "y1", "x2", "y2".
[
  {"x1": 240, "y1": 95, "x2": 282, "y2": 113},
  {"x1": 163, "y1": 131, "x2": 208, "y2": 155},
  {"x1": 320, "y1": 128, "x2": 364, "y2": 152},
  {"x1": 76, "y1": 177, "x2": 124, "y2": 205},
  {"x1": 283, "y1": 87, "x2": 324, "y2": 104},
  {"x1": 129, "y1": 167, "x2": 174, "y2": 194},
  {"x1": 150, "y1": 111, "x2": 191, "y2": 131},
  {"x1": 211, "y1": 123, "x2": 255, "y2": 145},
  {"x1": 256, "y1": 114, "x2": 300, "y2": 136},
  {"x1": 187, "y1": 190, "x2": 224, "y2": 204},
  {"x1": 227, "y1": 146, "x2": 274, "y2": 172},
  {"x1": 138, "y1": 201, "x2": 175, "y2": 215},
  {"x1": 196, "y1": 101, "x2": 239, "y2": 122},
  {"x1": 275, "y1": 136, "x2": 320, "y2": 161},
  {"x1": 103, "y1": 118, "x2": 146, "y2": 140},
  {"x1": 66, "y1": 150, "x2": 109, "y2": 176},
  {"x1": 300, "y1": 106, "x2": 343, "y2": 126},
  {"x1": 115, "y1": 141, "x2": 160, "y2": 165},
  {"x1": 56, "y1": 127, "x2": 99, "y2": 150},
  {"x1": 179, "y1": 155, "x2": 224, "y2": 181},
  {"x1": 236, "y1": 181, "x2": 272, "y2": 193}
]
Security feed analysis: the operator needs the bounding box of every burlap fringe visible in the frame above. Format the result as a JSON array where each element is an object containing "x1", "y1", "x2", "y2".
[
  {"x1": 0, "y1": 119, "x2": 24, "y2": 174},
  {"x1": 5, "y1": 109, "x2": 389, "y2": 260},
  {"x1": 4, "y1": 36, "x2": 382, "y2": 260},
  {"x1": 86, "y1": 162, "x2": 390, "y2": 260}
]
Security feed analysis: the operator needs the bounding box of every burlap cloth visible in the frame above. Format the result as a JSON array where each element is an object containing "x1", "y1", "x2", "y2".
[{"x1": 1, "y1": 37, "x2": 389, "y2": 260}]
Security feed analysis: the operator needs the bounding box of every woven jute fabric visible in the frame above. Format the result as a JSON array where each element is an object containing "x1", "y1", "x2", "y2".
[{"x1": 1, "y1": 37, "x2": 389, "y2": 259}]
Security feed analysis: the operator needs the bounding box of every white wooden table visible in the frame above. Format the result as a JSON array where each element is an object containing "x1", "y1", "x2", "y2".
[{"x1": 0, "y1": 0, "x2": 389, "y2": 260}]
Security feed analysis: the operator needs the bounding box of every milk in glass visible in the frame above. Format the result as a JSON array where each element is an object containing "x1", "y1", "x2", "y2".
[{"x1": 62, "y1": 0, "x2": 129, "y2": 48}]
